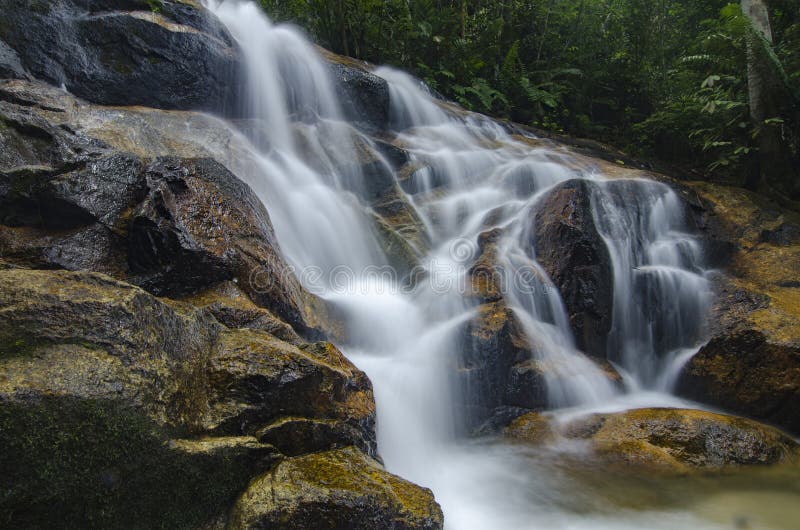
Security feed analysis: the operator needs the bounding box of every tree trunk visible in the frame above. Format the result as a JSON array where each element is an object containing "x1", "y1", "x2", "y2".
[{"x1": 741, "y1": 0, "x2": 795, "y2": 194}]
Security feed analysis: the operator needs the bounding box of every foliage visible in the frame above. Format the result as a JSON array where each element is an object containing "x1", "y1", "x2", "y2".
[{"x1": 260, "y1": 0, "x2": 800, "y2": 191}]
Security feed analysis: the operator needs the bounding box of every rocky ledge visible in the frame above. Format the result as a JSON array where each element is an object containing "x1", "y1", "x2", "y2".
[
  {"x1": 506, "y1": 408, "x2": 800, "y2": 475},
  {"x1": 0, "y1": 265, "x2": 442, "y2": 529},
  {"x1": 677, "y1": 182, "x2": 800, "y2": 435}
]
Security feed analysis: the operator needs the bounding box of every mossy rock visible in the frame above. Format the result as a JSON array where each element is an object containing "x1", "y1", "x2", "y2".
[
  {"x1": 228, "y1": 446, "x2": 443, "y2": 530},
  {"x1": 506, "y1": 408, "x2": 800, "y2": 475},
  {"x1": 0, "y1": 397, "x2": 277, "y2": 529},
  {"x1": 0, "y1": 268, "x2": 219, "y2": 429},
  {"x1": 177, "y1": 281, "x2": 303, "y2": 346},
  {"x1": 677, "y1": 181, "x2": 800, "y2": 434}
]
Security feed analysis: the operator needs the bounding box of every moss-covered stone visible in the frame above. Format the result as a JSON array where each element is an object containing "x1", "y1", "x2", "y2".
[
  {"x1": 507, "y1": 408, "x2": 800, "y2": 475},
  {"x1": 0, "y1": 268, "x2": 219, "y2": 429},
  {"x1": 0, "y1": 397, "x2": 274, "y2": 529},
  {"x1": 0, "y1": 266, "x2": 394, "y2": 527},
  {"x1": 205, "y1": 329, "x2": 377, "y2": 457},
  {"x1": 179, "y1": 281, "x2": 303, "y2": 345},
  {"x1": 677, "y1": 181, "x2": 800, "y2": 434},
  {"x1": 228, "y1": 446, "x2": 443, "y2": 530}
]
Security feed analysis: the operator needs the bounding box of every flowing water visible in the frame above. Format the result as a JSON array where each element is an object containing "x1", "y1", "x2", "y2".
[{"x1": 203, "y1": 2, "x2": 799, "y2": 528}]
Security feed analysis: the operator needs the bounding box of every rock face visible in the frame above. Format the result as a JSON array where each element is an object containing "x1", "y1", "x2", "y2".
[
  {"x1": 0, "y1": 267, "x2": 443, "y2": 527},
  {"x1": 0, "y1": 68, "x2": 438, "y2": 529},
  {"x1": 507, "y1": 408, "x2": 800, "y2": 474},
  {"x1": 0, "y1": 0, "x2": 242, "y2": 113},
  {"x1": 532, "y1": 179, "x2": 613, "y2": 360},
  {"x1": 461, "y1": 302, "x2": 536, "y2": 423},
  {"x1": 0, "y1": 81, "x2": 317, "y2": 335},
  {"x1": 677, "y1": 182, "x2": 800, "y2": 435},
  {"x1": 229, "y1": 446, "x2": 443, "y2": 530}
]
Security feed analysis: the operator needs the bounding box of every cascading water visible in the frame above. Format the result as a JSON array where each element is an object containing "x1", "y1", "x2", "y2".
[{"x1": 202, "y1": 2, "x2": 729, "y2": 528}]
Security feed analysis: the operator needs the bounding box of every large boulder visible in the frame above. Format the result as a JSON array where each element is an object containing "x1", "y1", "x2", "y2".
[
  {"x1": 677, "y1": 182, "x2": 800, "y2": 435},
  {"x1": 205, "y1": 329, "x2": 378, "y2": 457},
  {"x1": 0, "y1": 0, "x2": 241, "y2": 113},
  {"x1": 228, "y1": 446, "x2": 443, "y2": 530},
  {"x1": 0, "y1": 267, "x2": 398, "y2": 527},
  {"x1": 460, "y1": 300, "x2": 621, "y2": 431},
  {"x1": 532, "y1": 179, "x2": 613, "y2": 360},
  {"x1": 506, "y1": 408, "x2": 799, "y2": 475}
]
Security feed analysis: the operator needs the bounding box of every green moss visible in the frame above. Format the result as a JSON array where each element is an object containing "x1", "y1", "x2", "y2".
[
  {"x1": 145, "y1": 0, "x2": 164, "y2": 13},
  {"x1": 0, "y1": 397, "x2": 256, "y2": 529}
]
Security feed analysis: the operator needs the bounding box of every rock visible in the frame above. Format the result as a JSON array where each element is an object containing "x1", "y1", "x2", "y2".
[
  {"x1": 256, "y1": 417, "x2": 372, "y2": 457},
  {"x1": 1, "y1": 154, "x2": 145, "y2": 230},
  {"x1": 228, "y1": 446, "x2": 443, "y2": 530},
  {"x1": 0, "y1": 397, "x2": 277, "y2": 529},
  {"x1": 532, "y1": 179, "x2": 613, "y2": 359},
  {"x1": 0, "y1": 0, "x2": 241, "y2": 113},
  {"x1": 507, "y1": 408, "x2": 800, "y2": 474},
  {"x1": 677, "y1": 182, "x2": 800, "y2": 435},
  {"x1": 0, "y1": 267, "x2": 386, "y2": 526},
  {"x1": 466, "y1": 228, "x2": 506, "y2": 302},
  {"x1": 459, "y1": 302, "x2": 530, "y2": 426},
  {"x1": 204, "y1": 330, "x2": 378, "y2": 458},
  {"x1": 678, "y1": 295, "x2": 800, "y2": 434},
  {"x1": 0, "y1": 268, "x2": 219, "y2": 428},
  {"x1": 319, "y1": 48, "x2": 390, "y2": 132},
  {"x1": 179, "y1": 281, "x2": 304, "y2": 346},
  {"x1": 0, "y1": 39, "x2": 29, "y2": 80},
  {"x1": 128, "y1": 156, "x2": 311, "y2": 333},
  {"x1": 0, "y1": 86, "x2": 323, "y2": 335},
  {"x1": 460, "y1": 297, "x2": 621, "y2": 430},
  {"x1": 0, "y1": 268, "x2": 376, "y2": 453}
]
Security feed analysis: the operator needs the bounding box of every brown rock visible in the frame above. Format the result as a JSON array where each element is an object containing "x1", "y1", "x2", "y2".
[
  {"x1": 677, "y1": 182, "x2": 800, "y2": 434},
  {"x1": 532, "y1": 179, "x2": 613, "y2": 360},
  {"x1": 507, "y1": 408, "x2": 800, "y2": 475},
  {"x1": 228, "y1": 446, "x2": 443, "y2": 530}
]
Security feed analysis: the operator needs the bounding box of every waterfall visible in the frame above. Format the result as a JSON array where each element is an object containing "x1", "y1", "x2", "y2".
[{"x1": 203, "y1": 2, "x2": 714, "y2": 527}]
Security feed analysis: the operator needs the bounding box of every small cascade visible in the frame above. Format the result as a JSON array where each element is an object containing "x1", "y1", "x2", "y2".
[
  {"x1": 203, "y1": 2, "x2": 714, "y2": 527},
  {"x1": 591, "y1": 180, "x2": 712, "y2": 389}
]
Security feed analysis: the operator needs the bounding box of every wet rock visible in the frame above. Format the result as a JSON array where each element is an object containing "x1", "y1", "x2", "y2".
[
  {"x1": 0, "y1": 0, "x2": 242, "y2": 113},
  {"x1": 0, "y1": 87, "x2": 320, "y2": 334},
  {"x1": 0, "y1": 267, "x2": 385, "y2": 526},
  {"x1": 0, "y1": 397, "x2": 278, "y2": 529},
  {"x1": 180, "y1": 281, "x2": 303, "y2": 346},
  {"x1": 128, "y1": 156, "x2": 310, "y2": 333},
  {"x1": 0, "y1": 268, "x2": 219, "y2": 428},
  {"x1": 467, "y1": 228, "x2": 506, "y2": 302},
  {"x1": 677, "y1": 182, "x2": 800, "y2": 435},
  {"x1": 256, "y1": 417, "x2": 372, "y2": 457},
  {"x1": 532, "y1": 179, "x2": 613, "y2": 360},
  {"x1": 228, "y1": 446, "x2": 443, "y2": 530},
  {"x1": 507, "y1": 408, "x2": 800, "y2": 474},
  {"x1": 678, "y1": 320, "x2": 800, "y2": 435},
  {"x1": 1, "y1": 153, "x2": 145, "y2": 230},
  {"x1": 205, "y1": 330, "x2": 378, "y2": 457},
  {"x1": 320, "y1": 48, "x2": 390, "y2": 132},
  {"x1": 0, "y1": 39, "x2": 29, "y2": 80},
  {"x1": 460, "y1": 302, "x2": 530, "y2": 425},
  {"x1": 460, "y1": 299, "x2": 621, "y2": 430}
]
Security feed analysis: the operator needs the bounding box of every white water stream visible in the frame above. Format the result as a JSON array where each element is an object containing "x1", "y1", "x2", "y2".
[{"x1": 198, "y1": 2, "x2": 786, "y2": 529}]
